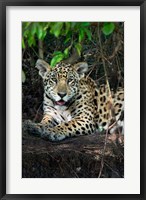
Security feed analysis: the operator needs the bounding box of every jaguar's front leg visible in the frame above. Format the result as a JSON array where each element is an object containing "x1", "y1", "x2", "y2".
[
  {"x1": 41, "y1": 114, "x2": 58, "y2": 128},
  {"x1": 22, "y1": 120, "x2": 65, "y2": 141},
  {"x1": 40, "y1": 118, "x2": 96, "y2": 141}
]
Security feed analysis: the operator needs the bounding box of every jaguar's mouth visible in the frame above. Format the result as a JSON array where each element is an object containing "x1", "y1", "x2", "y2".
[{"x1": 55, "y1": 100, "x2": 66, "y2": 106}]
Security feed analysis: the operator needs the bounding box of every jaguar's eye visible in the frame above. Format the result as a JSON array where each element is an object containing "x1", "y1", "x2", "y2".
[
  {"x1": 49, "y1": 75, "x2": 57, "y2": 82},
  {"x1": 49, "y1": 78, "x2": 57, "y2": 86}
]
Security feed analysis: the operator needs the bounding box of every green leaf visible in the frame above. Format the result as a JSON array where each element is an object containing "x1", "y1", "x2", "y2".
[
  {"x1": 36, "y1": 25, "x2": 44, "y2": 39},
  {"x1": 75, "y1": 43, "x2": 82, "y2": 56},
  {"x1": 31, "y1": 23, "x2": 37, "y2": 35},
  {"x1": 50, "y1": 54, "x2": 64, "y2": 67},
  {"x1": 22, "y1": 22, "x2": 31, "y2": 32},
  {"x1": 22, "y1": 38, "x2": 25, "y2": 49},
  {"x1": 81, "y1": 22, "x2": 90, "y2": 27},
  {"x1": 41, "y1": 31, "x2": 47, "y2": 39},
  {"x1": 71, "y1": 22, "x2": 76, "y2": 29},
  {"x1": 64, "y1": 37, "x2": 70, "y2": 44},
  {"x1": 22, "y1": 70, "x2": 26, "y2": 83},
  {"x1": 28, "y1": 36, "x2": 36, "y2": 47},
  {"x1": 84, "y1": 28, "x2": 92, "y2": 40},
  {"x1": 102, "y1": 22, "x2": 115, "y2": 36},
  {"x1": 65, "y1": 22, "x2": 71, "y2": 34},
  {"x1": 64, "y1": 47, "x2": 70, "y2": 58},
  {"x1": 50, "y1": 22, "x2": 63, "y2": 37},
  {"x1": 22, "y1": 22, "x2": 49, "y2": 47},
  {"x1": 79, "y1": 29, "x2": 85, "y2": 42},
  {"x1": 53, "y1": 51, "x2": 63, "y2": 56},
  {"x1": 43, "y1": 23, "x2": 50, "y2": 31},
  {"x1": 23, "y1": 29, "x2": 29, "y2": 38}
]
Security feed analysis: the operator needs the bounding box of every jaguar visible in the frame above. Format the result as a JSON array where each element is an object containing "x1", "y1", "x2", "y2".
[{"x1": 23, "y1": 59, "x2": 124, "y2": 141}]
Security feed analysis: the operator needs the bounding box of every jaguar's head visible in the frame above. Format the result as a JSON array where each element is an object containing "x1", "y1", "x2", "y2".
[{"x1": 36, "y1": 59, "x2": 89, "y2": 106}]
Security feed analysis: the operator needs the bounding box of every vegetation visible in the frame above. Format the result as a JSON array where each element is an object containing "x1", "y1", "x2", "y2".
[
  {"x1": 22, "y1": 22, "x2": 119, "y2": 66},
  {"x1": 22, "y1": 21, "x2": 124, "y2": 121}
]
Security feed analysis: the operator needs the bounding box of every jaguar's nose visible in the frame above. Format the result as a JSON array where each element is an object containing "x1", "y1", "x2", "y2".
[{"x1": 58, "y1": 92, "x2": 66, "y2": 98}]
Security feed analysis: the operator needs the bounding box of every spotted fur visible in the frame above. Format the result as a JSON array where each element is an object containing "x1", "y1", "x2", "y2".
[{"x1": 24, "y1": 59, "x2": 124, "y2": 141}]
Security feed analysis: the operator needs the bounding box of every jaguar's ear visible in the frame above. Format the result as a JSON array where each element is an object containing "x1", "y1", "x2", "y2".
[
  {"x1": 74, "y1": 62, "x2": 89, "y2": 77},
  {"x1": 35, "y1": 59, "x2": 51, "y2": 78}
]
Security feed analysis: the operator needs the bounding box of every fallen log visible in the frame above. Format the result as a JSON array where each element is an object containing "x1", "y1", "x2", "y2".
[{"x1": 22, "y1": 132, "x2": 124, "y2": 178}]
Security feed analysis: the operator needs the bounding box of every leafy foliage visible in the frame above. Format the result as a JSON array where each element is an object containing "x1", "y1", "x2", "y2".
[
  {"x1": 22, "y1": 22, "x2": 118, "y2": 81},
  {"x1": 22, "y1": 22, "x2": 93, "y2": 66},
  {"x1": 22, "y1": 22, "x2": 117, "y2": 67},
  {"x1": 22, "y1": 22, "x2": 49, "y2": 48},
  {"x1": 102, "y1": 22, "x2": 115, "y2": 36}
]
